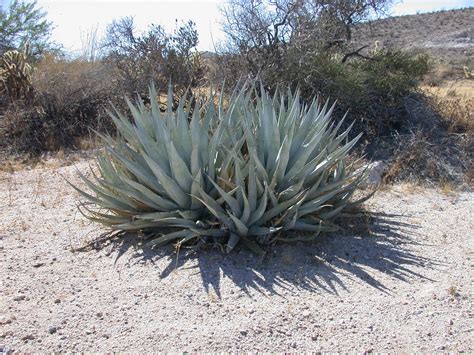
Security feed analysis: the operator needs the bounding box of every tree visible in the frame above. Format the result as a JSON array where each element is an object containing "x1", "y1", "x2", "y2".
[{"x1": 0, "y1": 0, "x2": 56, "y2": 56}]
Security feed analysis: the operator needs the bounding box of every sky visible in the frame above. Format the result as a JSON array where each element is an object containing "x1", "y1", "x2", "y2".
[{"x1": 1, "y1": 0, "x2": 473, "y2": 54}]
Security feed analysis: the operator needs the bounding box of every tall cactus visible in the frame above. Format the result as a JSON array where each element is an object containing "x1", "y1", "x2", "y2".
[{"x1": 0, "y1": 43, "x2": 34, "y2": 100}]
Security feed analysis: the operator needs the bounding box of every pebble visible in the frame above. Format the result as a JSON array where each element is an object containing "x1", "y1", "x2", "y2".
[
  {"x1": 0, "y1": 317, "x2": 12, "y2": 325},
  {"x1": 21, "y1": 334, "x2": 35, "y2": 341},
  {"x1": 54, "y1": 298, "x2": 61, "y2": 304},
  {"x1": 13, "y1": 295, "x2": 26, "y2": 301},
  {"x1": 48, "y1": 326, "x2": 57, "y2": 334}
]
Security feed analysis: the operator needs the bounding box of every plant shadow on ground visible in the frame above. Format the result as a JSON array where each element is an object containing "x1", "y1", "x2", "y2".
[{"x1": 102, "y1": 212, "x2": 434, "y2": 298}]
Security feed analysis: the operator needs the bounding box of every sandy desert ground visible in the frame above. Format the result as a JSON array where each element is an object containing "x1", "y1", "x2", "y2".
[{"x1": 1, "y1": 157, "x2": 473, "y2": 352}]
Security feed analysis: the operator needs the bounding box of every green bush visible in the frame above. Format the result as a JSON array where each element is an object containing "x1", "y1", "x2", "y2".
[{"x1": 72, "y1": 84, "x2": 369, "y2": 253}]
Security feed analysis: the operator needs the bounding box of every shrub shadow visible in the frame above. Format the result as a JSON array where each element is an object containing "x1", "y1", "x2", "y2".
[{"x1": 107, "y1": 212, "x2": 434, "y2": 298}]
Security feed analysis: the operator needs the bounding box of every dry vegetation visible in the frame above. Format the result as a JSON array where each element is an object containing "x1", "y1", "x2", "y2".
[{"x1": 381, "y1": 79, "x2": 473, "y2": 186}]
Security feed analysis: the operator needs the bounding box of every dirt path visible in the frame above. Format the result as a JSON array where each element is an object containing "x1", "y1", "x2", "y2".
[{"x1": 1, "y1": 159, "x2": 473, "y2": 352}]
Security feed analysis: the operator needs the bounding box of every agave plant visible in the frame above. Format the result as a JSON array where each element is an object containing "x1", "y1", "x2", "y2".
[{"x1": 72, "y1": 84, "x2": 369, "y2": 253}]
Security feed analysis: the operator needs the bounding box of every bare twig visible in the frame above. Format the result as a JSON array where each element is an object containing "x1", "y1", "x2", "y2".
[{"x1": 341, "y1": 45, "x2": 378, "y2": 63}]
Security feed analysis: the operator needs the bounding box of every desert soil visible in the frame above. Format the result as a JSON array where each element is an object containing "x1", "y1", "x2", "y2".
[{"x1": 1, "y1": 157, "x2": 473, "y2": 352}]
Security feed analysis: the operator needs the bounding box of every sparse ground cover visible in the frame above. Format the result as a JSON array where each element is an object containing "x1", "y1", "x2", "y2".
[{"x1": 0, "y1": 156, "x2": 473, "y2": 352}]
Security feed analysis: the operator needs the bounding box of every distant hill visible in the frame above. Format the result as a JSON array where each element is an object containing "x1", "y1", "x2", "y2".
[{"x1": 353, "y1": 8, "x2": 474, "y2": 66}]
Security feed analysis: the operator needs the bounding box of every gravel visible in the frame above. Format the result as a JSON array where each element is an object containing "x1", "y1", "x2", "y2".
[{"x1": 0, "y1": 158, "x2": 473, "y2": 352}]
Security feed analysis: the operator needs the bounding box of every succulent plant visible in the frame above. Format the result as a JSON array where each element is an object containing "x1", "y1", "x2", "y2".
[
  {"x1": 0, "y1": 43, "x2": 34, "y2": 100},
  {"x1": 72, "y1": 84, "x2": 369, "y2": 253}
]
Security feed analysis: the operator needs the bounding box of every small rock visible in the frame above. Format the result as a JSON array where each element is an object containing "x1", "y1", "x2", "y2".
[
  {"x1": 357, "y1": 161, "x2": 388, "y2": 188},
  {"x1": 449, "y1": 319, "x2": 454, "y2": 325},
  {"x1": 311, "y1": 334, "x2": 319, "y2": 341},
  {"x1": 32, "y1": 262, "x2": 44, "y2": 268},
  {"x1": 13, "y1": 295, "x2": 26, "y2": 301},
  {"x1": 2, "y1": 331, "x2": 14, "y2": 338},
  {"x1": 54, "y1": 298, "x2": 61, "y2": 304},
  {"x1": 0, "y1": 317, "x2": 12, "y2": 325},
  {"x1": 21, "y1": 334, "x2": 35, "y2": 342},
  {"x1": 48, "y1": 326, "x2": 57, "y2": 334},
  {"x1": 239, "y1": 330, "x2": 248, "y2": 336},
  {"x1": 96, "y1": 312, "x2": 103, "y2": 318}
]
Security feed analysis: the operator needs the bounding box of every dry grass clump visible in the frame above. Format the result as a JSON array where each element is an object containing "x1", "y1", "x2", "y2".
[
  {"x1": 426, "y1": 81, "x2": 474, "y2": 134},
  {"x1": 384, "y1": 131, "x2": 469, "y2": 186},
  {"x1": 384, "y1": 80, "x2": 473, "y2": 186},
  {"x1": 438, "y1": 95, "x2": 474, "y2": 134},
  {"x1": 423, "y1": 64, "x2": 462, "y2": 86}
]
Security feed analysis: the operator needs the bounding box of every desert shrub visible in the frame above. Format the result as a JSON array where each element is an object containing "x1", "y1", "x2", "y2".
[
  {"x1": 1, "y1": 55, "x2": 113, "y2": 153},
  {"x1": 102, "y1": 17, "x2": 205, "y2": 102},
  {"x1": 279, "y1": 52, "x2": 367, "y2": 114},
  {"x1": 352, "y1": 49, "x2": 430, "y2": 133},
  {"x1": 357, "y1": 50, "x2": 429, "y2": 101},
  {"x1": 72, "y1": 84, "x2": 369, "y2": 253}
]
